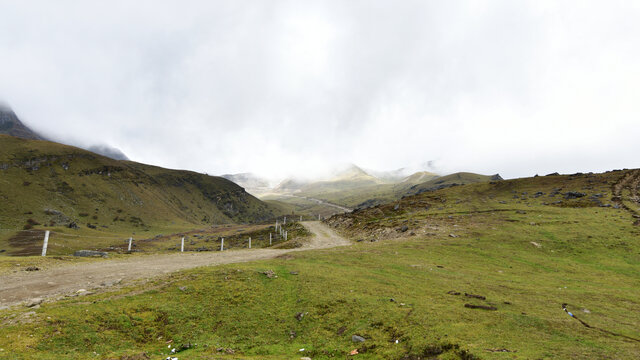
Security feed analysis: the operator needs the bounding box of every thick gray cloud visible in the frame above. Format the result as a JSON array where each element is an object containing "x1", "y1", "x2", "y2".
[{"x1": 1, "y1": 0, "x2": 639, "y2": 180}]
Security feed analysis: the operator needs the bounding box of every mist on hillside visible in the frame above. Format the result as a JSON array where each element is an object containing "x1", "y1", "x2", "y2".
[{"x1": 1, "y1": 2, "x2": 639, "y2": 179}]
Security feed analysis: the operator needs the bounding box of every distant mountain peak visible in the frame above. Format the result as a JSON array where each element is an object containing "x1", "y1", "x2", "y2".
[
  {"x1": 402, "y1": 171, "x2": 439, "y2": 184},
  {"x1": 0, "y1": 104, "x2": 129, "y2": 161},
  {"x1": 332, "y1": 164, "x2": 371, "y2": 180},
  {"x1": 0, "y1": 106, "x2": 45, "y2": 140}
]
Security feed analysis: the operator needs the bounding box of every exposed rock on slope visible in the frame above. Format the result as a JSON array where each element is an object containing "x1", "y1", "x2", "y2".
[{"x1": 0, "y1": 105, "x2": 45, "y2": 140}]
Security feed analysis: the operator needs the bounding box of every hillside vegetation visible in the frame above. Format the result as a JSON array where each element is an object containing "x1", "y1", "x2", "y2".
[
  {"x1": 288, "y1": 171, "x2": 501, "y2": 210},
  {"x1": 1, "y1": 170, "x2": 638, "y2": 359},
  {"x1": 0, "y1": 135, "x2": 276, "y2": 255}
]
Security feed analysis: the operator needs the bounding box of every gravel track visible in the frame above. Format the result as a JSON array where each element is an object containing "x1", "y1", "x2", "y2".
[{"x1": 0, "y1": 221, "x2": 349, "y2": 308}]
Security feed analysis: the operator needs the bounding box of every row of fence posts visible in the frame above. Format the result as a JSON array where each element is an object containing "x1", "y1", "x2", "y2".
[{"x1": 39, "y1": 214, "x2": 321, "y2": 256}]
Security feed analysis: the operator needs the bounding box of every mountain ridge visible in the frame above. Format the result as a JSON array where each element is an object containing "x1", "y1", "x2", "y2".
[{"x1": 0, "y1": 105, "x2": 129, "y2": 161}]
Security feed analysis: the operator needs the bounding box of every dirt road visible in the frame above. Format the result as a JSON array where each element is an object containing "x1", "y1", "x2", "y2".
[{"x1": 0, "y1": 221, "x2": 349, "y2": 308}]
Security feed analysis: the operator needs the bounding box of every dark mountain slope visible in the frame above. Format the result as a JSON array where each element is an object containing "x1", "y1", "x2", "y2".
[
  {"x1": 0, "y1": 135, "x2": 275, "y2": 237},
  {"x1": 0, "y1": 106, "x2": 44, "y2": 140}
]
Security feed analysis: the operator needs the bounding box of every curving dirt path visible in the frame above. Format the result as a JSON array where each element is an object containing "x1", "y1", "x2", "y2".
[{"x1": 0, "y1": 221, "x2": 350, "y2": 308}]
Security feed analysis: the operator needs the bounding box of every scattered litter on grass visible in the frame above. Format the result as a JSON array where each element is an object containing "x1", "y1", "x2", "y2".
[{"x1": 349, "y1": 349, "x2": 359, "y2": 355}]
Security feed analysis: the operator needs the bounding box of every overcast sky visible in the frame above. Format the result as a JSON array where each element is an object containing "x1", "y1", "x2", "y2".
[{"x1": 1, "y1": 0, "x2": 639, "y2": 181}]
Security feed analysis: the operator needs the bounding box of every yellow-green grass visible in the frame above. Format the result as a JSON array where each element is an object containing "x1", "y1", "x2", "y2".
[{"x1": 1, "y1": 171, "x2": 639, "y2": 359}]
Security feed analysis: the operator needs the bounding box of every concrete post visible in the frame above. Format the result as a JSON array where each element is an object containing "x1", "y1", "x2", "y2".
[{"x1": 41, "y1": 230, "x2": 50, "y2": 256}]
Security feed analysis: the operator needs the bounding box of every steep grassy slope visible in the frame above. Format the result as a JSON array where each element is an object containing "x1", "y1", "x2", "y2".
[
  {"x1": 1, "y1": 170, "x2": 638, "y2": 359},
  {"x1": 0, "y1": 135, "x2": 275, "y2": 254},
  {"x1": 404, "y1": 172, "x2": 502, "y2": 195}
]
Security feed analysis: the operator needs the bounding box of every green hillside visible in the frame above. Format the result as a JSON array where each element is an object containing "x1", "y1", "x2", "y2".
[
  {"x1": 404, "y1": 171, "x2": 502, "y2": 195},
  {"x1": 290, "y1": 171, "x2": 500, "y2": 209},
  {"x1": 3, "y1": 170, "x2": 639, "y2": 359},
  {"x1": 0, "y1": 135, "x2": 275, "y2": 254}
]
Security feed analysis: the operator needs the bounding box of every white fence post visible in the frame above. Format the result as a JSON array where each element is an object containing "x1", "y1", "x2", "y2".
[
  {"x1": 284, "y1": 216, "x2": 286, "y2": 224},
  {"x1": 220, "y1": 238, "x2": 224, "y2": 251},
  {"x1": 269, "y1": 232, "x2": 272, "y2": 245},
  {"x1": 249, "y1": 237, "x2": 251, "y2": 249},
  {"x1": 181, "y1": 237, "x2": 184, "y2": 252},
  {"x1": 300, "y1": 215, "x2": 302, "y2": 222},
  {"x1": 41, "y1": 230, "x2": 50, "y2": 256},
  {"x1": 318, "y1": 214, "x2": 321, "y2": 220},
  {"x1": 285, "y1": 231, "x2": 288, "y2": 241},
  {"x1": 275, "y1": 220, "x2": 278, "y2": 232},
  {"x1": 128, "y1": 237, "x2": 133, "y2": 252}
]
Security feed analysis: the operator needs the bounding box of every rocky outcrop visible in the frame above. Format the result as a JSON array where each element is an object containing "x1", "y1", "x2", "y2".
[{"x1": 0, "y1": 106, "x2": 45, "y2": 140}]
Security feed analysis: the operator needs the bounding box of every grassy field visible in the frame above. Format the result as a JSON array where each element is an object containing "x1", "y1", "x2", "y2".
[{"x1": 0, "y1": 170, "x2": 639, "y2": 359}]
